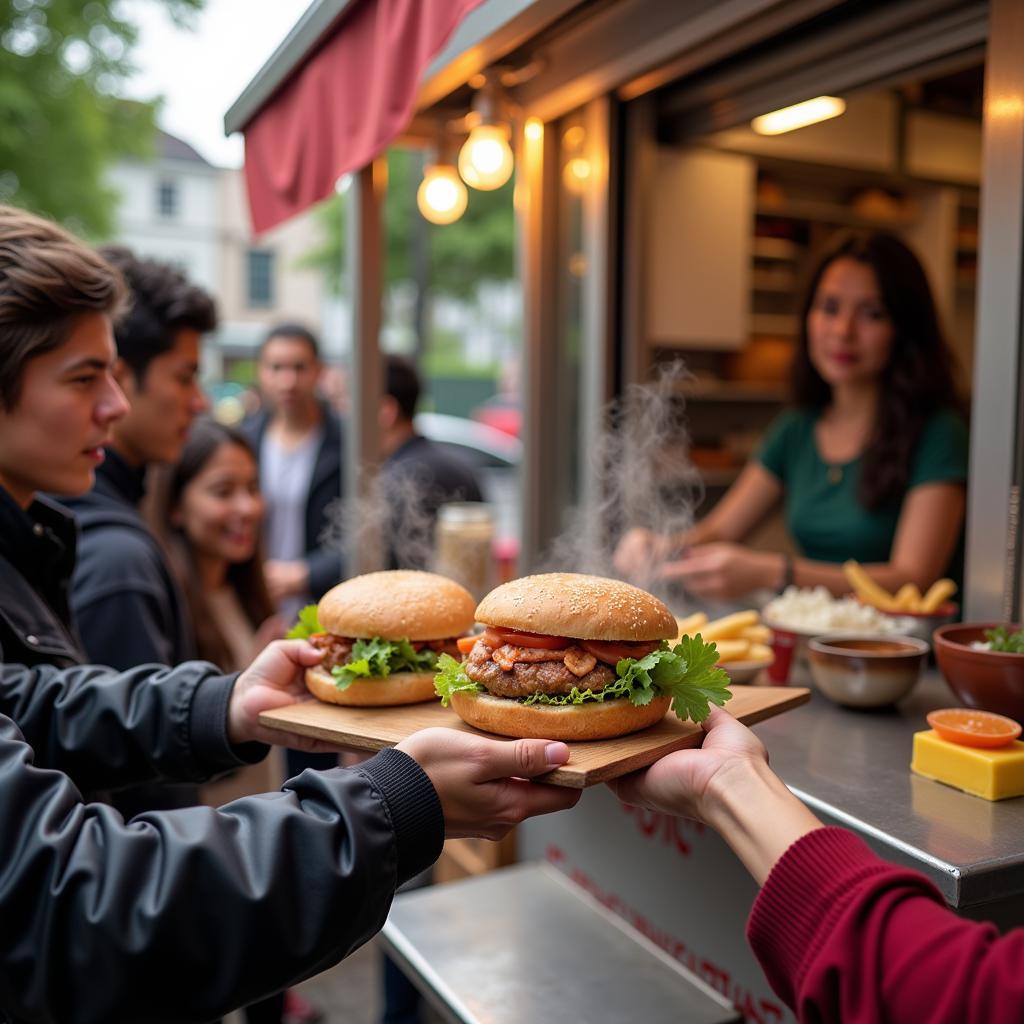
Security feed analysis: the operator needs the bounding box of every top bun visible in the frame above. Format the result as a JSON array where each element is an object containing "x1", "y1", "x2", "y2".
[
  {"x1": 475, "y1": 573, "x2": 676, "y2": 642},
  {"x1": 318, "y1": 571, "x2": 476, "y2": 640}
]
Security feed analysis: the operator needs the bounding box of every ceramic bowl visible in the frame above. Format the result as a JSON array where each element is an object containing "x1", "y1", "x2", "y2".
[
  {"x1": 807, "y1": 635, "x2": 929, "y2": 708},
  {"x1": 933, "y1": 623, "x2": 1024, "y2": 721}
]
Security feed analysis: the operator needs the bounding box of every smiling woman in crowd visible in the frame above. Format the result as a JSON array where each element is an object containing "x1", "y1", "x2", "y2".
[{"x1": 615, "y1": 231, "x2": 968, "y2": 602}]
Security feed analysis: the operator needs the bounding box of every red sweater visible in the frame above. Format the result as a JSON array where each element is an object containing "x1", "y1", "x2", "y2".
[{"x1": 747, "y1": 827, "x2": 1024, "y2": 1022}]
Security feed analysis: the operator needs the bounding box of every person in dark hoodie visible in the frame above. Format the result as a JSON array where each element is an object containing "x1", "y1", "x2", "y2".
[
  {"x1": 64, "y1": 249, "x2": 213, "y2": 820},
  {"x1": 0, "y1": 203, "x2": 579, "y2": 1023}
]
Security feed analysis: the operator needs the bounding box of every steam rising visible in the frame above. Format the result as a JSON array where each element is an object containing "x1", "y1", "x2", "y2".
[
  {"x1": 543, "y1": 360, "x2": 703, "y2": 608},
  {"x1": 321, "y1": 468, "x2": 441, "y2": 575}
]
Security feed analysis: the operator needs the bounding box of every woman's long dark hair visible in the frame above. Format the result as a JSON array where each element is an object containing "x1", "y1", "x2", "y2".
[
  {"x1": 791, "y1": 231, "x2": 961, "y2": 510},
  {"x1": 146, "y1": 419, "x2": 274, "y2": 671}
]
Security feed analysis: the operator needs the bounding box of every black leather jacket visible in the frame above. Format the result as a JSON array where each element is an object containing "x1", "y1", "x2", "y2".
[{"x1": 0, "y1": 489, "x2": 444, "y2": 1022}]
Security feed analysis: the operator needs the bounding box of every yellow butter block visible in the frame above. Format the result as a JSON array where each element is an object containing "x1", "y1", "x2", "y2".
[{"x1": 911, "y1": 730, "x2": 1024, "y2": 800}]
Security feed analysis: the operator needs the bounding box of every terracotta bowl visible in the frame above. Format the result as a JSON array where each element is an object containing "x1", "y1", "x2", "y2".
[
  {"x1": 933, "y1": 623, "x2": 1024, "y2": 721},
  {"x1": 807, "y1": 635, "x2": 929, "y2": 708}
]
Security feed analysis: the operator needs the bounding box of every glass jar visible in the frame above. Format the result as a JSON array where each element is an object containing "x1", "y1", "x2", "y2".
[{"x1": 434, "y1": 502, "x2": 496, "y2": 600}]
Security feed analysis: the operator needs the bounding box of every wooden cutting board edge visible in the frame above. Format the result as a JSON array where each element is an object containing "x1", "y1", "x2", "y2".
[{"x1": 258, "y1": 686, "x2": 810, "y2": 789}]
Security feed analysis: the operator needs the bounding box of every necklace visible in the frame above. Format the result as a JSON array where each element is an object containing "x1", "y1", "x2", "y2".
[{"x1": 827, "y1": 464, "x2": 843, "y2": 486}]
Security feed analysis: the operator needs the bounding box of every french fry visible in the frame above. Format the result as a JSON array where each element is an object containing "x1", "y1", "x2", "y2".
[
  {"x1": 920, "y1": 578, "x2": 957, "y2": 614},
  {"x1": 711, "y1": 638, "x2": 751, "y2": 663},
  {"x1": 702, "y1": 610, "x2": 759, "y2": 641},
  {"x1": 843, "y1": 560, "x2": 900, "y2": 612},
  {"x1": 893, "y1": 583, "x2": 922, "y2": 611},
  {"x1": 675, "y1": 611, "x2": 708, "y2": 638},
  {"x1": 748, "y1": 642, "x2": 774, "y2": 662},
  {"x1": 741, "y1": 624, "x2": 772, "y2": 643}
]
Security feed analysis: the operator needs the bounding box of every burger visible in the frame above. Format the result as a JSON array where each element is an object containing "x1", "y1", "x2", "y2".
[
  {"x1": 434, "y1": 573, "x2": 731, "y2": 740},
  {"x1": 289, "y1": 570, "x2": 476, "y2": 706}
]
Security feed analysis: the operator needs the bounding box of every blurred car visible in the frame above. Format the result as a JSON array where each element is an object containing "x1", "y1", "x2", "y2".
[
  {"x1": 414, "y1": 412, "x2": 521, "y2": 553},
  {"x1": 470, "y1": 394, "x2": 521, "y2": 439}
]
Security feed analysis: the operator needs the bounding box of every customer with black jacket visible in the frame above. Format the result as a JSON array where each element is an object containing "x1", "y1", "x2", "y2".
[
  {"x1": 63, "y1": 248, "x2": 214, "y2": 821},
  {"x1": 241, "y1": 323, "x2": 345, "y2": 614},
  {"x1": 0, "y1": 206, "x2": 579, "y2": 1023},
  {"x1": 242, "y1": 324, "x2": 346, "y2": 783}
]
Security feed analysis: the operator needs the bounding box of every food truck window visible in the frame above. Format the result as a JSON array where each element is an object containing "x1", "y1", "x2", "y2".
[{"x1": 638, "y1": 62, "x2": 982, "y2": 551}]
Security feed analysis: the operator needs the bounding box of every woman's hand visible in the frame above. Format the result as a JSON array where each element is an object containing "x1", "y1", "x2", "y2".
[
  {"x1": 659, "y1": 542, "x2": 783, "y2": 600},
  {"x1": 613, "y1": 528, "x2": 680, "y2": 583},
  {"x1": 608, "y1": 707, "x2": 768, "y2": 824},
  {"x1": 397, "y1": 729, "x2": 582, "y2": 839},
  {"x1": 264, "y1": 559, "x2": 310, "y2": 602},
  {"x1": 609, "y1": 708, "x2": 823, "y2": 885}
]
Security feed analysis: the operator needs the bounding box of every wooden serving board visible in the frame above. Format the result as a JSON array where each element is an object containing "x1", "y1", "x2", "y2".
[{"x1": 258, "y1": 685, "x2": 809, "y2": 788}]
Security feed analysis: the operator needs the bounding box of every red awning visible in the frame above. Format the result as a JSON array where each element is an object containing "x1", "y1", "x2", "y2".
[{"x1": 242, "y1": 0, "x2": 485, "y2": 234}]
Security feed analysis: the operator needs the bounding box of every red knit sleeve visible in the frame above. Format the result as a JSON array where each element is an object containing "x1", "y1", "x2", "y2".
[{"x1": 747, "y1": 827, "x2": 1024, "y2": 1022}]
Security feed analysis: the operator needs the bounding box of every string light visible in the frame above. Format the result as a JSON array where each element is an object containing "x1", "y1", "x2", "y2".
[{"x1": 416, "y1": 163, "x2": 468, "y2": 225}]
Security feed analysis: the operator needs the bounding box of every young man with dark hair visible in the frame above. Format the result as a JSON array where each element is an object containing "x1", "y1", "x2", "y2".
[
  {"x1": 68, "y1": 248, "x2": 213, "y2": 671},
  {"x1": 381, "y1": 354, "x2": 483, "y2": 570},
  {"x1": 0, "y1": 204, "x2": 579, "y2": 1022},
  {"x1": 243, "y1": 323, "x2": 344, "y2": 614}
]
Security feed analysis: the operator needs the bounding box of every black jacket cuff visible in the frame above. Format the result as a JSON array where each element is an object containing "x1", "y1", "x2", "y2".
[
  {"x1": 189, "y1": 670, "x2": 268, "y2": 773},
  {"x1": 358, "y1": 748, "x2": 444, "y2": 885}
]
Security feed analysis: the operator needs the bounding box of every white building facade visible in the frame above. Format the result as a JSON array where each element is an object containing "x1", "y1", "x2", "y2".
[{"x1": 107, "y1": 130, "x2": 331, "y2": 379}]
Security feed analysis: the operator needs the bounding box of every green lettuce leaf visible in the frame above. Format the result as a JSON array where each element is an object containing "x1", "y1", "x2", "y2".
[
  {"x1": 332, "y1": 636, "x2": 439, "y2": 690},
  {"x1": 286, "y1": 604, "x2": 323, "y2": 640},
  {"x1": 434, "y1": 652, "x2": 484, "y2": 705}
]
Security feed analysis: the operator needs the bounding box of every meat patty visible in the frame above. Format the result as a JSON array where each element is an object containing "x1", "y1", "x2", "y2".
[{"x1": 465, "y1": 639, "x2": 615, "y2": 697}]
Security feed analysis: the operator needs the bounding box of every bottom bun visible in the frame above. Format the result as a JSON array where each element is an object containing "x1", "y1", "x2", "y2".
[
  {"x1": 305, "y1": 665, "x2": 438, "y2": 706},
  {"x1": 450, "y1": 690, "x2": 671, "y2": 741}
]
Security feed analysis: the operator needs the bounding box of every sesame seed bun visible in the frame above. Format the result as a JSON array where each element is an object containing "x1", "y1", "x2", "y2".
[
  {"x1": 317, "y1": 570, "x2": 476, "y2": 641},
  {"x1": 451, "y1": 690, "x2": 671, "y2": 740},
  {"x1": 474, "y1": 573, "x2": 676, "y2": 642},
  {"x1": 305, "y1": 664, "x2": 438, "y2": 707}
]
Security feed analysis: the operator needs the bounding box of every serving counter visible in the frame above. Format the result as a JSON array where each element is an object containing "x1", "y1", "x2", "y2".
[{"x1": 517, "y1": 671, "x2": 1024, "y2": 1024}]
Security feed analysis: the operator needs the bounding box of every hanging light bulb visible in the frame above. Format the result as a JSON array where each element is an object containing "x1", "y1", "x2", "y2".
[
  {"x1": 458, "y1": 123, "x2": 514, "y2": 191},
  {"x1": 416, "y1": 163, "x2": 468, "y2": 225}
]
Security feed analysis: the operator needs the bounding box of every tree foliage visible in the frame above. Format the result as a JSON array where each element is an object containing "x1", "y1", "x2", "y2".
[
  {"x1": 0, "y1": 0, "x2": 204, "y2": 236},
  {"x1": 305, "y1": 147, "x2": 516, "y2": 301}
]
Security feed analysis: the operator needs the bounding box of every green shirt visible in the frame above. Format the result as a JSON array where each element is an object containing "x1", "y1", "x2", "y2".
[{"x1": 756, "y1": 408, "x2": 968, "y2": 565}]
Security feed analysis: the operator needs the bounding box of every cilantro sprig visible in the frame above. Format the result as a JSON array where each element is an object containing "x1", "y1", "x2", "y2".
[
  {"x1": 985, "y1": 625, "x2": 1024, "y2": 654},
  {"x1": 434, "y1": 634, "x2": 731, "y2": 724}
]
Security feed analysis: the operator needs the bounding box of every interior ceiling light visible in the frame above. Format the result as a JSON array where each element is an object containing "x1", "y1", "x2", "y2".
[
  {"x1": 751, "y1": 96, "x2": 846, "y2": 136},
  {"x1": 417, "y1": 162, "x2": 467, "y2": 225}
]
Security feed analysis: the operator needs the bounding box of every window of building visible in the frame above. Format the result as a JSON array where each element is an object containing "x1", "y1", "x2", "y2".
[
  {"x1": 247, "y1": 249, "x2": 275, "y2": 307},
  {"x1": 157, "y1": 180, "x2": 179, "y2": 218}
]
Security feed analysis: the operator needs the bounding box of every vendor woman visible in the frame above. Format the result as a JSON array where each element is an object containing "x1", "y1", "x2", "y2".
[{"x1": 615, "y1": 231, "x2": 968, "y2": 601}]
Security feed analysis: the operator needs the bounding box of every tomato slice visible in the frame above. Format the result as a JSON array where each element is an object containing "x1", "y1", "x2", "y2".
[
  {"x1": 492, "y1": 628, "x2": 567, "y2": 650},
  {"x1": 926, "y1": 708, "x2": 1022, "y2": 748},
  {"x1": 456, "y1": 635, "x2": 478, "y2": 655},
  {"x1": 580, "y1": 639, "x2": 662, "y2": 665}
]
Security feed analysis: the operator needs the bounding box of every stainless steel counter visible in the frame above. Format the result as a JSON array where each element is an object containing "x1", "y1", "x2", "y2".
[
  {"x1": 755, "y1": 671, "x2": 1024, "y2": 910},
  {"x1": 382, "y1": 863, "x2": 741, "y2": 1024}
]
